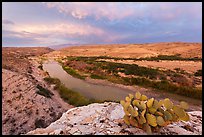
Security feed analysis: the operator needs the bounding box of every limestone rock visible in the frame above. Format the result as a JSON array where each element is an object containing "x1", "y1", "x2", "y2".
[{"x1": 26, "y1": 102, "x2": 202, "y2": 135}]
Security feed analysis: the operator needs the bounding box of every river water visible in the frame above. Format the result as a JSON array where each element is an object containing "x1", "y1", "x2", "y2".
[
  {"x1": 43, "y1": 61, "x2": 136, "y2": 101},
  {"x1": 42, "y1": 61, "x2": 202, "y2": 110}
]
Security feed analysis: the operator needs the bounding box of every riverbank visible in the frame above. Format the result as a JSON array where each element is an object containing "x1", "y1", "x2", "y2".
[
  {"x1": 85, "y1": 77, "x2": 202, "y2": 111},
  {"x1": 42, "y1": 59, "x2": 201, "y2": 111},
  {"x1": 58, "y1": 56, "x2": 202, "y2": 100}
]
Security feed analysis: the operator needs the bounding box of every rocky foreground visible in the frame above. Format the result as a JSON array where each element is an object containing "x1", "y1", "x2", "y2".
[
  {"x1": 27, "y1": 102, "x2": 202, "y2": 135},
  {"x1": 2, "y1": 67, "x2": 73, "y2": 135}
]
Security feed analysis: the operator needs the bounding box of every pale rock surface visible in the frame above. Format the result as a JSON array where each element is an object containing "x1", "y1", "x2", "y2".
[{"x1": 26, "y1": 102, "x2": 202, "y2": 135}]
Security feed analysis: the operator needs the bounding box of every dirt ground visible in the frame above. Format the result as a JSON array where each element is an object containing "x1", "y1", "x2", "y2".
[
  {"x1": 46, "y1": 42, "x2": 202, "y2": 59},
  {"x1": 2, "y1": 48, "x2": 73, "y2": 135},
  {"x1": 2, "y1": 47, "x2": 53, "y2": 73}
]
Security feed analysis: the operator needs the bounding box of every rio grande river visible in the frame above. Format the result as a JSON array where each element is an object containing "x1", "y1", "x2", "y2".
[
  {"x1": 43, "y1": 61, "x2": 202, "y2": 111},
  {"x1": 43, "y1": 61, "x2": 135, "y2": 101}
]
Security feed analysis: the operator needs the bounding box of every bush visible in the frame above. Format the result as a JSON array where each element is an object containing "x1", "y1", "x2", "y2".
[
  {"x1": 35, "y1": 118, "x2": 47, "y2": 128},
  {"x1": 90, "y1": 74, "x2": 105, "y2": 79},
  {"x1": 62, "y1": 66, "x2": 85, "y2": 80},
  {"x1": 36, "y1": 84, "x2": 54, "y2": 98},
  {"x1": 194, "y1": 69, "x2": 202, "y2": 76},
  {"x1": 38, "y1": 64, "x2": 43, "y2": 70},
  {"x1": 43, "y1": 77, "x2": 101, "y2": 106}
]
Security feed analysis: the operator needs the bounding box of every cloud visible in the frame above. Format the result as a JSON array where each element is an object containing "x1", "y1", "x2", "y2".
[
  {"x1": 43, "y1": 2, "x2": 140, "y2": 20},
  {"x1": 2, "y1": 2, "x2": 202, "y2": 46},
  {"x1": 2, "y1": 21, "x2": 107, "y2": 46},
  {"x1": 2, "y1": 19, "x2": 15, "y2": 25},
  {"x1": 10, "y1": 22, "x2": 105, "y2": 37},
  {"x1": 43, "y1": 2, "x2": 202, "y2": 22}
]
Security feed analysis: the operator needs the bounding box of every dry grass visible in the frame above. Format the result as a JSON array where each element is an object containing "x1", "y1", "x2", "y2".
[{"x1": 46, "y1": 42, "x2": 202, "y2": 59}]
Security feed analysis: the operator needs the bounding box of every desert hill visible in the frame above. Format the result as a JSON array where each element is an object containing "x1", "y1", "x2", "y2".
[{"x1": 45, "y1": 42, "x2": 202, "y2": 59}]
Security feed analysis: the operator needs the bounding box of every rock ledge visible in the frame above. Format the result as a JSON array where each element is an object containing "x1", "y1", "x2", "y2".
[{"x1": 26, "y1": 102, "x2": 202, "y2": 135}]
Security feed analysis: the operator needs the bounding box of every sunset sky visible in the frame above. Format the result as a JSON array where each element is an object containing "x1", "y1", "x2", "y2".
[{"x1": 2, "y1": 2, "x2": 202, "y2": 47}]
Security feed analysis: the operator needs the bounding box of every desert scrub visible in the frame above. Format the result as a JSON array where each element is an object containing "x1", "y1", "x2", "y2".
[
  {"x1": 68, "y1": 55, "x2": 202, "y2": 62},
  {"x1": 90, "y1": 74, "x2": 105, "y2": 79},
  {"x1": 36, "y1": 84, "x2": 54, "y2": 98},
  {"x1": 43, "y1": 77, "x2": 61, "y2": 89},
  {"x1": 122, "y1": 77, "x2": 202, "y2": 100},
  {"x1": 62, "y1": 66, "x2": 86, "y2": 80},
  {"x1": 43, "y1": 77, "x2": 102, "y2": 106},
  {"x1": 57, "y1": 84, "x2": 95, "y2": 106},
  {"x1": 120, "y1": 91, "x2": 190, "y2": 134},
  {"x1": 38, "y1": 64, "x2": 43, "y2": 70},
  {"x1": 62, "y1": 56, "x2": 201, "y2": 99},
  {"x1": 194, "y1": 69, "x2": 202, "y2": 76}
]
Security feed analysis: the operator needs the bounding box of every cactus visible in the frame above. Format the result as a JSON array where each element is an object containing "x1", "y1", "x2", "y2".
[
  {"x1": 156, "y1": 116, "x2": 165, "y2": 126},
  {"x1": 120, "y1": 91, "x2": 190, "y2": 134},
  {"x1": 163, "y1": 98, "x2": 173, "y2": 110},
  {"x1": 146, "y1": 113, "x2": 157, "y2": 127},
  {"x1": 179, "y1": 101, "x2": 189, "y2": 110},
  {"x1": 147, "y1": 98, "x2": 154, "y2": 108},
  {"x1": 135, "y1": 91, "x2": 141, "y2": 99},
  {"x1": 152, "y1": 99, "x2": 159, "y2": 109}
]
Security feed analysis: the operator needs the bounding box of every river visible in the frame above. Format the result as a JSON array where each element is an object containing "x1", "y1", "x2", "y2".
[
  {"x1": 43, "y1": 61, "x2": 136, "y2": 101},
  {"x1": 42, "y1": 61, "x2": 202, "y2": 111}
]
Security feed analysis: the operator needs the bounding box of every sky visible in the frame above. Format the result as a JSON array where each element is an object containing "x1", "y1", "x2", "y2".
[{"x1": 2, "y1": 2, "x2": 202, "y2": 47}]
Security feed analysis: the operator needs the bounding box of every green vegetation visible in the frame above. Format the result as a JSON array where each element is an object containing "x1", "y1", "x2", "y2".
[
  {"x1": 121, "y1": 91, "x2": 190, "y2": 134},
  {"x1": 57, "y1": 84, "x2": 96, "y2": 106},
  {"x1": 65, "y1": 55, "x2": 202, "y2": 62},
  {"x1": 61, "y1": 56, "x2": 202, "y2": 100},
  {"x1": 65, "y1": 56, "x2": 164, "y2": 80},
  {"x1": 43, "y1": 77, "x2": 61, "y2": 89},
  {"x1": 44, "y1": 77, "x2": 105, "y2": 106},
  {"x1": 62, "y1": 66, "x2": 86, "y2": 80},
  {"x1": 101, "y1": 62, "x2": 162, "y2": 80},
  {"x1": 90, "y1": 74, "x2": 105, "y2": 79},
  {"x1": 194, "y1": 69, "x2": 202, "y2": 76},
  {"x1": 139, "y1": 54, "x2": 201, "y2": 61},
  {"x1": 36, "y1": 84, "x2": 54, "y2": 98},
  {"x1": 122, "y1": 77, "x2": 201, "y2": 100}
]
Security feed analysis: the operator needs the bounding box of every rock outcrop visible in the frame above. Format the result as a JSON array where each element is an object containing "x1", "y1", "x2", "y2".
[
  {"x1": 2, "y1": 68, "x2": 73, "y2": 135},
  {"x1": 26, "y1": 102, "x2": 202, "y2": 135}
]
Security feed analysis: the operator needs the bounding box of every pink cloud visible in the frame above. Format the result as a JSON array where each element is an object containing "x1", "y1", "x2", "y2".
[
  {"x1": 43, "y1": 2, "x2": 201, "y2": 22},
  {"x1": 43, "y1": 2, "x2": 139, "y2": 20}
]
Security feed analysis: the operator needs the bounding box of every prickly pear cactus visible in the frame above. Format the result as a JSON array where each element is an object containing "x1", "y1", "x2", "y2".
[{"x1": 120, "y1": 92, "x2": 190, "y2": 134}]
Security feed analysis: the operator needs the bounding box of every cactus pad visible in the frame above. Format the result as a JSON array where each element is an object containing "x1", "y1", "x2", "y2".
[
  {"x1": 146, "y1": 113, "x2": 157, "y2": 127},
  {"x1": 163, "y1": 98, "x2": 173, "y2": 110},
  {"x1": 120, "y1": 91, "x2": 190, "y2": 134},
  {"x1": 140, "y1": 95, "x2": 148, "y2": 101},
  {"x1": 179, "y1": 101, "x2": 189, "y2": 110},
  {"x1": 156, "y1": 116, "x2": 165, "y2": 126},
  {"x1": 147, "y1": 98, "x2": 154, "y2": 108},
  {"x1": 135, "y1": 92, "x2": 141, "y2": 99}
]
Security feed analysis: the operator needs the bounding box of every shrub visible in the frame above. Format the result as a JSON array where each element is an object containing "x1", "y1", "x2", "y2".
[
  {"x1": 36, "y1": 84, "x2": 54, "y2": 98},
  {"x1": 38, "y1": 64, "x2": 43, "y2": 70},
  {"x1": 120, "y1": 91, "x2": 190, "y2": 134},
  {"x1": 194, "y1": 69, "x2": 202, "y2": 76},
  {"x1": 43, "y1": 77, "x2": 101, "y2": 106},
  {"x1": 62, "y1": 66, "x2": 85, "y2": 80},
  {"x1": 90, "y1": 74, "x2": 105, "y2": 79},
  {"x1": 35, "y1": 118, "x2": 47, "y2": 128}
]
